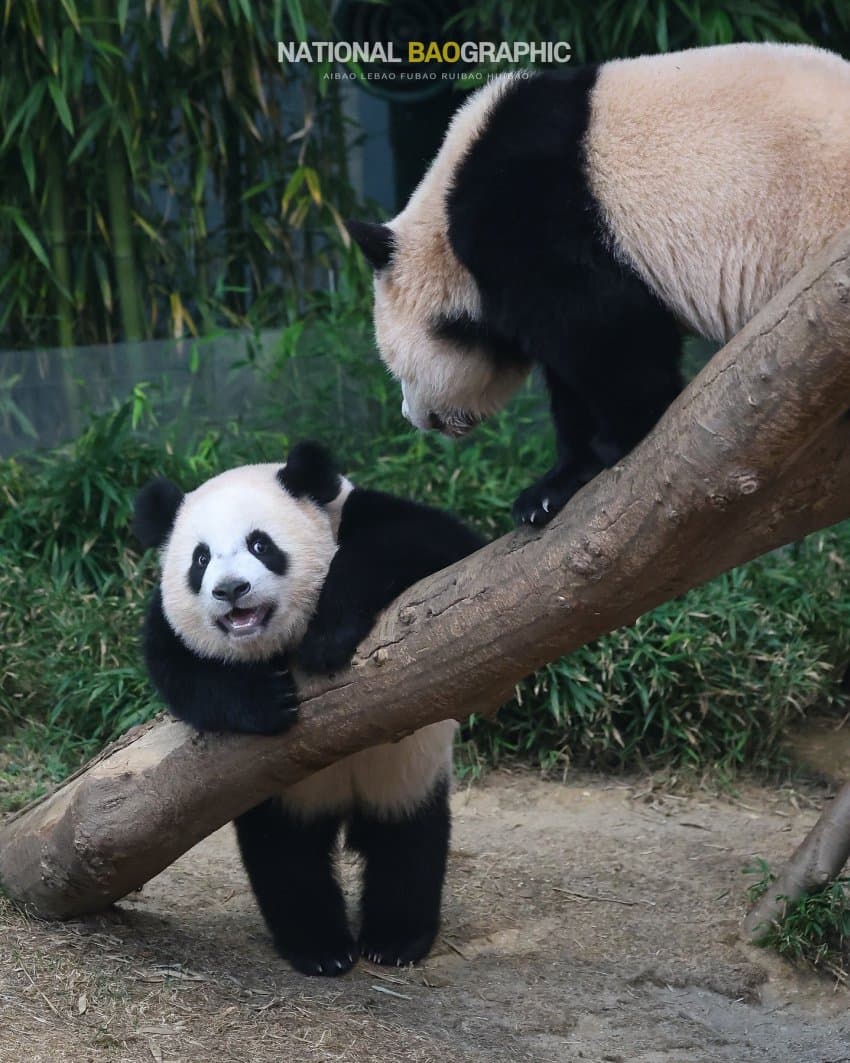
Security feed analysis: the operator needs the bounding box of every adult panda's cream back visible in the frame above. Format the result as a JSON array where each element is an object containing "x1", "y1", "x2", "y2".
[{"x1": 587, "y1": 43, "x2": 850, "y2": 341}]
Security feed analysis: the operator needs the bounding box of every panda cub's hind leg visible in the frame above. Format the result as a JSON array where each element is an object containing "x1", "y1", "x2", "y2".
[
  {"x1": 348, "y1": 778, "x2": 450, "y2": 966},
  {"x1": 234, "y1": 800, "x2": 357, "y2": 977}
]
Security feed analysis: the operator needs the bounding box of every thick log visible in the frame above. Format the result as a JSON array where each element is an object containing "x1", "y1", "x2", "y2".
[{"x1": 2, "y1": 228, "x2": 850, "y2": 920}]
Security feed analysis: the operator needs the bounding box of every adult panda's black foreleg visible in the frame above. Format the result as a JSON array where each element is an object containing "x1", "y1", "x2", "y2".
[
  {"x1": 234, "y1": 800, "x2": 357, "y2": 977},
  {"x1": 347, "y1": 777, "x2": 450, "y2": 966},
  {"x1": 511, "y1": 368, "x2": 610, "y2": 526},
  {"x1": 511, "y1": 270, "x2": 684, "y2": 527}
]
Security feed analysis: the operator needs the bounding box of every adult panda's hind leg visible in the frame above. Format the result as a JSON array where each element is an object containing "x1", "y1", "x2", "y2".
[
  {"x1": 348, "y1": 777, "x2": 450, "y2": 967},
  {"x1": 234, "y1": 799, "x2": 357, "y2": 977}
]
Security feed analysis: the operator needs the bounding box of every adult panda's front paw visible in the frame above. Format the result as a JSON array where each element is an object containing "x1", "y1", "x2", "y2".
[
  {"x1": 512, "y1": 462, "x2": 601, "y2": 527},
  {"x1": 511, "y1": 480, "x2": 572, "y2": 527}
]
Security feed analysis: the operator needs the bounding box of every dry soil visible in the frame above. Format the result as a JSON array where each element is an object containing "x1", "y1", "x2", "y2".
[{"x1": 2, "y1": 770, "x2": 850, "y2": 1063}]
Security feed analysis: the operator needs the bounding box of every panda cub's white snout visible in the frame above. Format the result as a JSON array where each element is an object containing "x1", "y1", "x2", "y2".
[
  {"x1": 211, "y1": 582, "x2": 273, "y2": 639},
  {"x1": 205, "y1": 557, "x2": 278, "y2": 640},
  {"x1": 212, "y1": 577, "x2": 251, "y2": 604},
  {"x1": 196, "y1": 548, "x2": 276, "y2": 637}
]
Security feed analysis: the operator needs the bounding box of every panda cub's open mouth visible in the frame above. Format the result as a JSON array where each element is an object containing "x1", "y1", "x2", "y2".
[{"x1": 217, "y1": 604, "x2": 275, "y2": 639}]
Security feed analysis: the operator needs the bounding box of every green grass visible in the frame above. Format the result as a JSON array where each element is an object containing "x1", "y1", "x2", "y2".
[
  {"x1": 746, "y1": 860, "x2": 850, "y2": 982},
  {"x1": 2, "y1": 323, "x2": 850, "y2": 812}
]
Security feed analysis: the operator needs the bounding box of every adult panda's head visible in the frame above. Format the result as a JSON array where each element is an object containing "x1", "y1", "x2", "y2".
[
  {"x1": 347, "y1": 77, "x2": 531, "y2": 438},
  {"x1": 133, "y1": 443, "x2": 350, "y2": 663}
]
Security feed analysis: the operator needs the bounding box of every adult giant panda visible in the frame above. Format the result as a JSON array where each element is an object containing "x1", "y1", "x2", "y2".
[
  {"x1": 348, "y1": 43, "x2": 850, "y2": 525},
  {"x1": 133, "y1": 441, "x2": 483, "y2": 977}
]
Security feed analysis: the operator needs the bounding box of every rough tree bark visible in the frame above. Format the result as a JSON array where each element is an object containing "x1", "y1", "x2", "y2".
[{"x1": 2, "y1": 229, "x2": 850, "y2": 922}]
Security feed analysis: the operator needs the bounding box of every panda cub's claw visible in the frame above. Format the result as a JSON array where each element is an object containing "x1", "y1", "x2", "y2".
[{"x1": 359, "y1": 929, "x2": 437, "y2": 968}]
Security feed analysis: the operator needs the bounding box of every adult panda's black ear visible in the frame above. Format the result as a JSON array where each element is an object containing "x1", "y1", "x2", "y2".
[
  {"x1": 278, "y1": 441, "x2": 342, "y2": 506},
  {"x1": 346, "y1": 219, "x2": 394, "y2": 271},
  {"x1": 132, "y1": 478, "x2": 184, "y2": 550}
]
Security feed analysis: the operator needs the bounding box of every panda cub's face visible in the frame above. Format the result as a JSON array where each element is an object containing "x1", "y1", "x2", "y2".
[{"x1": 160, "y1": 464, "x2": 339, "y2": 663}]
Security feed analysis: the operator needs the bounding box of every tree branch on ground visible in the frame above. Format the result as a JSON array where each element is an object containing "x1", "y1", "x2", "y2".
[{"x1": 2, "y1": 228, "x2": 850, "y2": 922}]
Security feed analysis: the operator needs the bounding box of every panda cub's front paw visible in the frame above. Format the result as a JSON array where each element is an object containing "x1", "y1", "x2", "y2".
[
  {"x1": 238, "y1": 671, "x2": 299, "y2": 735},
  {"x1": 281, "y1": 936, "x2": 359, "y2": 977},
  {"x1": 360, "y1": 926, "x2": 438, "y2": 968},
  {"x1": 296, "y1": 620, "x2": 368, "y2": 675}
]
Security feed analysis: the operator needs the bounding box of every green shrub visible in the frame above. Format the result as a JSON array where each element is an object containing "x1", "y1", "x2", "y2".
[
  {"x1": 746, "y1": 861, "x2": 850, "y2": 980},
  {"x1": 464, "y1": 535, "x2": 850, "y2": 780}
]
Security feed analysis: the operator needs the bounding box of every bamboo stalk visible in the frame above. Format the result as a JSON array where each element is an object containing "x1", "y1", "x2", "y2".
[
  {"x1": 94, "y1": 0, "x2": 144, "y2": 342},
  {"x1": 45, "y1": 139, "x2": 73, "y2": 348}
]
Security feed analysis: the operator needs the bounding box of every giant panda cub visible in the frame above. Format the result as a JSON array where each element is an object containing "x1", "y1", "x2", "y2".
[
  {"x1": 133, "y1": 441, "x2": 483, "y2": 976},
  {"x1": 348, "y1": 43, "x2": 850, "y2": 526}
]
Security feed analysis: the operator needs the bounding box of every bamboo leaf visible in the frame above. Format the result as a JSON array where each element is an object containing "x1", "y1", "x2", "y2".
[
  {"x1": 286, "y1": 0, "x2": 307, "y2": 42},
  {"x1": 159, "y1": 1, "x2": 176, "y2": 48},
  {"x1": 281, "y1": 166, "x2": 306, "y2": 213},
  {"x1": 20, "y1": 140, "x2": 35, "y2": 194},
  {"x1": 131, "y1": 210, "x2": 165, "y2": 244},
  {"x1": 47, "y1": 78, "x2": 75, "y2": 134},
  {"x1": 242, "y1": 177, "x2": 279, "y2": 201},
  {"x1": 303, "y1": 166, "x2": 321, "y2": 205},
  {"x1": 187, "y1": 0, "x2": 204, "y2": 45},
  {"x1": 2, "y1": 209, "x2": 52, "y2": 271},
  {"x1": 58, "y1": 0, "x2": 81, "y2": 33},
  {"x1": 117, "y1": 0, "x2": 129, "y2": 32},
  {"x1": 655, "y1": 0, "x2": 668, "y2": 52},
  {"x1": 0, "y1": 81, "x2": 46, "y2": 150},
  {"x1": 92, "y1": 252, "x2": 113, "y2": 313},
  {"x1": 325, "y1": 202, "x2": 350, "y2": 247},
  {"x1": 67, "y1": 107, "x2": 109, "y2": 164}
]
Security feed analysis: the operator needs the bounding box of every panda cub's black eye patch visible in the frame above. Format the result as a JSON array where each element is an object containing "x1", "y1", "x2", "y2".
[
  {"x1": 188, "y1": 542, "x2": 210, "y2": 594},
  {"x1": 247, "y1": 530, "x2": 288, "y2": 575}
]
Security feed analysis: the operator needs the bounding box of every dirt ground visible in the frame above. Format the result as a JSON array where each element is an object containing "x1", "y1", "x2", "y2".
[{"x1": 2, "y1": 769, "x2": 850, "y2": 1063}]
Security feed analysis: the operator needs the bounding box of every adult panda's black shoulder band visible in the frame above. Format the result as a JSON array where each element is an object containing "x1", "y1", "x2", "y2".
[
  {"x1": 278, "y1": 440, "x2": 342, "y2": 505},
  {"x1": 445, "y1": 66, "x2": 614, "y2": 349}
]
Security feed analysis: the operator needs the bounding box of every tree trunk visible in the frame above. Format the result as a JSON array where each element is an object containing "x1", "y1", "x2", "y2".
[
  {"x1": 2, "y1": 228, "x2": 850, "y2": 920},
  {"x1": 743, "y1": 780, "x2": 850, "y2": 940}
]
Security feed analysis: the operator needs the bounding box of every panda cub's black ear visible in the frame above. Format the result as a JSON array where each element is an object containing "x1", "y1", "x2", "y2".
[
  {"x1": 278, "y1": 441, "x2": 341, "y2": 506},
  {"x1": 132, "y1": 477, "x2": 184, "y2": 549}
]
